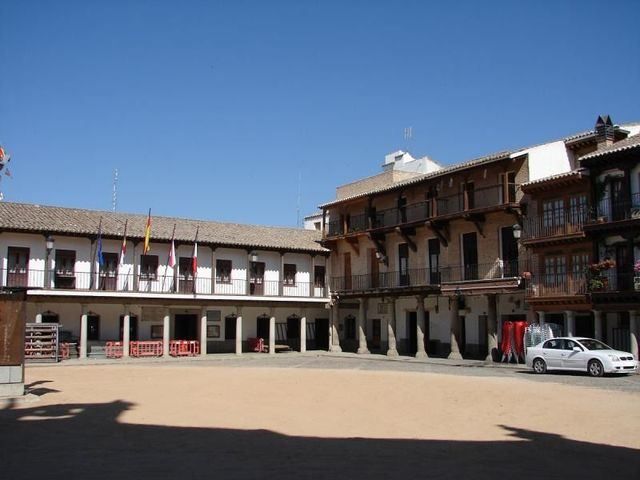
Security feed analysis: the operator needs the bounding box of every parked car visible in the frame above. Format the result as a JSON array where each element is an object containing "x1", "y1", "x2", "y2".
[{"x1": 525, "y1": 337, "x2": 638, "y2": 377}]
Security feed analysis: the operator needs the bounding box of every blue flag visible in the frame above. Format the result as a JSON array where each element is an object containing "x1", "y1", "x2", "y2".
[{"x1": 97, "y1": 223, "x2": 104, "y2": 267}]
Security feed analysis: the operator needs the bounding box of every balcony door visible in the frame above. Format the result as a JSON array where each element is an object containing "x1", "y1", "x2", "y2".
[
  {"x1": 54, "y1": 250, "x2": 76, "y2": 289},
  {"x1": 463, "y1": 182, "x2": 475, "y2": 210},
  {"x1": 500, "y1": 227, "x2": 518, "y2": 277},
  {"x1": 344, "y1": 252, "x2": 352, "y2": 290},
  {"x1": 398, "y1": 243, "x2": 409, "y2": 286},
  {"x1": 250, "y1": 261, "x2": 265, "y2": 295},
  {"x1": 611, "y1": 178, "x2": 626, "y2": 221},
  {"x1": 428, "y1": 239, "x2": 440, "y2": 284},
  {"x1": 99, "y1": 253, "x2": 118, "y2": 291},
  {"x1": 462, "y1": 232, "x2": 478, "y2": 280},
  {"x1": 615, "y1": 244, "x2": 632, "y2": 290},
  {"x1": 7, "y1": 247, "x2": 29, "y2": 287},
  {"x1": 178, "y1": 257, "x2": 194, "y2": 293},
  {"x1": 369, "y1": 248, "x2": 379, "y2": 288}
]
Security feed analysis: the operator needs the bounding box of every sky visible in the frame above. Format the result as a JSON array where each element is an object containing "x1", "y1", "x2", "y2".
[{"x1": 1, "y1": 0, "x2": 639, "y2": 227}]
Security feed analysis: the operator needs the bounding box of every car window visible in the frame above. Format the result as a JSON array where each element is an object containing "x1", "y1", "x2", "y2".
[
  {"x1": 564, "y1": 340, "x2": 581, "y2": 350},
  {"x1": 543, "y1": 339, "x2": 563, "y2": 350}
]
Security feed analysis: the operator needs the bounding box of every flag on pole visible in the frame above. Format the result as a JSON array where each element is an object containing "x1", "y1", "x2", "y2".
[
  {"x1": 119, "y1": 219, "x2": 128, "y2": 266},
  {"x1": 97, "y1": 219, "x2": 104, "y2": 267},
  {"x1": 192, "y1": 226, "x2": 199, "y2": 277},
  {"x1": 143, "y1": 209, "x2": 152, "y2": 254},
  {"x1": 168, "y1": 224, "x2": 176, "y2": 268}
]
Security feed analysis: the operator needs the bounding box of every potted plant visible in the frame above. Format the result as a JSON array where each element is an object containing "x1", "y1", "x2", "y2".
[{"x1": 588, "y1": 259, "x2": 615, "y2": 292}]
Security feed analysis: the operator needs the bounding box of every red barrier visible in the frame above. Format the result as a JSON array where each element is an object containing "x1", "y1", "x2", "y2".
[
  {"x1": 130, "y1": 341, "x2": 163, "y2": 357},
  {"x1": 59, "y1": 343, "x2": 70, "y2": 360},
  {"x1": 106, "y1": 341, "x2": 124, "y2": 358},
  {"x1": 248, "y1": 337, "x2": 266, "y2": 353},
  {"x1": 169, "y1": 340, "x2": 200, "y2": 357}
]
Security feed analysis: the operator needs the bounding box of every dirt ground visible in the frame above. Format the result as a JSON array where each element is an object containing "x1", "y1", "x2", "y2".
[{"x1": 1, "y1": 363, "x2": 639, "y2": 479}]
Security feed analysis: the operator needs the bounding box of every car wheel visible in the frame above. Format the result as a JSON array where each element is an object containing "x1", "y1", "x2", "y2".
[
  {"x1": 532, "y1": 358, "x2": 547, "y2": 374},
  {"x1": 588, "y1": 359, "x2": 604, "y2": 377}
]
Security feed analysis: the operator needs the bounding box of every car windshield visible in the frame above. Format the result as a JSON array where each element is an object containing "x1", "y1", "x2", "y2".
[{"x1": 578, "y1": 339, "x2": 612, "y2": 351}]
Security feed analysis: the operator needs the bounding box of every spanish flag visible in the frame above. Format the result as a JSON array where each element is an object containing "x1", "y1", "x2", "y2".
[{"x1": 143, "y1": 209, "x2": 151, "y2": 254}]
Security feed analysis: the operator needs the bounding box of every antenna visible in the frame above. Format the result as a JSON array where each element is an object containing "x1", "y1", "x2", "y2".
[
  {"x1": 403, "y1": 126, "x2": 413, "y2": 151},
  {"x1": 296, "y1": 171, "x2": 302, "y2": 228},
  {"x1": 112, "y1": 168, "x2": 118, "y2": 212}
]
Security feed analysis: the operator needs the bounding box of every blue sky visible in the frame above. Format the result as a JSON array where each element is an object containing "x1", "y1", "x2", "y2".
[{"x1": 1, "y1": 0, "x2": 639, "y2": 227}]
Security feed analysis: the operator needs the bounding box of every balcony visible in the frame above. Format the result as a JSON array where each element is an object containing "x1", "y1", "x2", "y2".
[
  {"x1": 440, "y1": 260, "x2": 521, "y2": 283},
  {"x1": 588, "y1": 268, "x2": 640, "y2": 296},
  {"x1": 325, "y1": 183, "x2": 518, "y2": 239},
  {"x1": 522, "y1": 207, "x2": 589, "y2": 244},
  {"x1": 0, "y1": 269, "x2": 328, "y2": 299},
  {"x1": 525, "y1": 272, "x2": 588, "y2": 299},
  {"x1": 330, "y1": 267, "x2": 438, "y2": 294},
  {"x1": 585, "y1": 192, "x2": 640, "y2": 229}
]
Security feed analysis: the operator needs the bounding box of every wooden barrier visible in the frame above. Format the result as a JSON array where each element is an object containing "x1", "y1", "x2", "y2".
[{"x1": 169, "y1": 340, "x2": 200, "y2": 357}]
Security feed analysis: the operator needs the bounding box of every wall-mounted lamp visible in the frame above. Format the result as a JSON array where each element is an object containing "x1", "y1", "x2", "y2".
[
  {"x1": 250, "y1": 251, "x2": 258, "y2": 262},
  {"x1": 375, "y1": 251, "x2": 387, "y2": 263},
  {"x1": 46, "y1": 235, "x2": 55, "y2": 252},
  {"x1": 512, "y1": 223, "x2": 522, "y2": 240}
]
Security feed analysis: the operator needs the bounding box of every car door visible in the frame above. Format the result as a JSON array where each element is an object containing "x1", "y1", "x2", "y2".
[
  {"x1": 562, "y1": 339, "x2": 588, "y2": 370},
  {"x1": 540, "y1": 339, "x2": 565, "y2": 368}
]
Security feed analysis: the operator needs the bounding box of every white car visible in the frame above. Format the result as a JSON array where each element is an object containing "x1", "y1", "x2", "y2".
[{"x1": 526, "y1": 337, "x2": 638, "y2": 377}]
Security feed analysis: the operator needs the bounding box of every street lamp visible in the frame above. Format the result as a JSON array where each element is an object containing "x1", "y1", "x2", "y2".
[
  {"x1": 45, "y1": 235, "x2": 55, "y2": 288},
  {"x1": 512, "y1": 223, "x2": 522, "y2": 240},
  {"x1": 250, "y1": 251, "x2": 258, "y2": 263}
]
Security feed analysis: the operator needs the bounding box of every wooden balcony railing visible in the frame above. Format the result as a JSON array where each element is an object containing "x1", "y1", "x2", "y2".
[{"x1": 525, "y1": 272, "x2": 588, "y2": 298}]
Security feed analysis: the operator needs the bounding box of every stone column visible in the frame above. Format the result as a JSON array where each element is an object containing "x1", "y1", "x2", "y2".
[
  {"x1": 122, "y1": 310, "x2": 131, "y2": 358},
  {"x1": 387, "y1": 298, "x2": 398, "y2": 357},
  {"x1": 415, "y1": 296, "x2": 428, "y2": 358},
  {"x1": 630, "y1": 310, "x2": 639, "y2": 361},
  {"x1": 35, "y1": 312, "x2": 42, "y2": 324},
  {"x1": 485, "y1": 294, "x2": 498, "y2": 362},
  {"x1": 448, "y1": 297, "x2": 462, "y2": 360},
  {"x1": 329, "y1": 304, "x2": 342, "y2": 352},
  {"x1": 200, "y1": 308, "x2": 208, "y2": 356},
  {"x1": 79, "y1": 305, "x2": 88, "y2": 359},
  {"x1": 564, "y1": 310, "x2": 575, "y2": 337},
  {"x1": 357, "y1": 298, "x2": 370, "y2": 354},
  {"x1": 593, "y1": 310, "x2": 603, "y2": 341},
  {"x1": 163, "y1": 308, "x2": 170, "y2": 357},
  {"x1": 235, "y1": 312, "x2": 243, "y2": 355},
  {"x1": 269, "y1": 313, "x2": 276, "y2": 355},
  {"x1": 300, "y1": 315, "x2": 307, "y2": 352}
]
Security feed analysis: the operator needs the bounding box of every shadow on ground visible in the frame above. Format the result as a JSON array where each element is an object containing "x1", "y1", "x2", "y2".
[{"x1": 0, "y1": 399, "x2": 638, "y2": 479}]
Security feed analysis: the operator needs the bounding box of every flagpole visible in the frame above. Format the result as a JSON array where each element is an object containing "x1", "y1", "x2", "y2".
[
  {"x1": 192, "y1": 226, "x2": 199, "y2": 294},
  {"x1": 119, "y1": 219, "x2": 128, "y2": 290},
  {"x1": 91, "y1": 217, "x2": 103, "y2": 289},
  {"x1": 162, "y1": 224, "x2": 177, "y2": 293}
]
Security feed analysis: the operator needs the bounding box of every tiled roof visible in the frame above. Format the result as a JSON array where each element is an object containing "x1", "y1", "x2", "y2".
[
  {"x1": 520, "y1": 170, "x2": 585, "y2": 191},
  {"x1": 0, "y1": 202, "x2": 327, "y2": 253},
  {"x1": 579, "y1": 134, "x2": 640, "y2": 161},
  {"x1": 319, "y1": 151, "x2": 511, "y2": 208}
]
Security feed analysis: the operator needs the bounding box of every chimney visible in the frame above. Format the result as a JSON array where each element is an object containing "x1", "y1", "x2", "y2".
[{"x1": 595, "y1": 115, "x2": 615, "y2": 147}]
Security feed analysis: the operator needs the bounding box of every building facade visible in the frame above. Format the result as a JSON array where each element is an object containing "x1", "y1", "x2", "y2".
[
  {"x1": 0, "y1": 203, "x2": 331, "y2": 359},
  {"x1": 319, "y1": 117, "x2": 640, "y2": 361}
]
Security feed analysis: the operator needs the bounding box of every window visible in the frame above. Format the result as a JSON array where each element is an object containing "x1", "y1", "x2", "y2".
[
  {"x1": 500, "y1": 172, "x2": 517, "y2": 203},
  {"x1": 99, "y1": 252, "x2": 118, "y2": 291},
  {"x1": 571, "y1": 253, "x2": 589, "y2": 277},
  {"x1": 543, "y1": 339, "x2": 563, "y2": 350},
  {"x1": 463, "y1": 181, "x2": 475, "y2": 210},
  {"x1": 7, "y1": 247, "x2": 29, "y2": 287},
  {"x1": 569, "y1": 195, "x2": 588, "y2": 225},
  {"x1": 283, "y1": 263, "x2": 297, "y2": 286},
  {"x1": 428, "y1": 239, "x2": 440, "y2": 284},
  {"x1": 313, "y1": 222, "x2": 321, "y2": 231},
  {"x1": 140, "y1": 255, "x2": 158, "y2": 280},
  {"x1": 542, "y1": 199, "x2": 564, "y2": 229},
  {"x1": 544, "y1": 255, "x2": 566, "y2": 286},
  {"x1": 314, "y1": 265, "x2": 326, "y2": 288},
  {"x1": 216, "y1": 259, "x2": 232, "y2": 283},
  {"x1": 55, "y1": 250, "x2": 75, "y2": 276}
]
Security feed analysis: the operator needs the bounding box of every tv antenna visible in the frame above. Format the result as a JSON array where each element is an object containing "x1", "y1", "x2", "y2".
[
  {"x1": 112, "y1": 168, "x2": 118, "y2": 212},
  {"x1": 296, "y1": 171, "x2": 302, "y2": 228},
  {"x1": 403, "y1": 126, "x2": 413, "y2": 151}
]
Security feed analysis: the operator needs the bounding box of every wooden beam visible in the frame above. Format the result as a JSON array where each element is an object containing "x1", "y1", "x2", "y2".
[
  {"x1": 425, "y1": 220, "x2": 449, "y2": 247},
  {"x1": 345, "y1": 236, "x2": 360, "y2": 256},
  {"x1": 395, "y1": 227, "x2": 417, "y2": 252},
  {"x1": 463, "y1": 213, "x2": 486, "y2": 238}
]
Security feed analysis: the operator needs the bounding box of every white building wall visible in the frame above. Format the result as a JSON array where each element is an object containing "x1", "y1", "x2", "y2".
[{"x1": 518, "y1": 140, "x2": 572, "y2": 183}]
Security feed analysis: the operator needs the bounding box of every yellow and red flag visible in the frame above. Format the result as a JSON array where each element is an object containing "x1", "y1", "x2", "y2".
[{"x1": 143, "y1": 209, "x2": 151, "y2": 254}]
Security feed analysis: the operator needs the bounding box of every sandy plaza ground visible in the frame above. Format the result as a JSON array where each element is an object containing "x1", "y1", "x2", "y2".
[{"x1": 1, "y1": 355, "x2": 639, "y2": 479}]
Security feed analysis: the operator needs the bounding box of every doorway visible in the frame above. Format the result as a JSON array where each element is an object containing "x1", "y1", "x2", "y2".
[
  {"x1": 372, "y1": 319, "x2": 381, "y2": 350},
  {"x1": 462, "y1": 232, "x2": 478, "y2": 280},
  {"x1": 459, "y1": 315, "x2": 466, "y2": 356},
  {"x1": 257, "y1": 315, "x2": 270, "y2": 340},
  {"x1": 315, "y1": 318, "x2": 329, "y2": 350},
  {"x1": 407, "y1": 311, "x2": 417, "y2": 355},
  {"x1": 87, "y1": 315, "x2": 100, "y2": 341},
  {"x1": 174, "y1": 314, "x2": 198, "y2": 340}
]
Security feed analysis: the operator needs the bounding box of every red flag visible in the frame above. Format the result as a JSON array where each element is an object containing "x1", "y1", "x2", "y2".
[
  {"x1": 119, "y1": 220, "x2": 128, "y2": 266},
  {"x1": 168, "y1": 225, "x2": 176, "y2": 268},
  {"x1": 143, "y1": 209, "x2": 151, "y2": 254}
]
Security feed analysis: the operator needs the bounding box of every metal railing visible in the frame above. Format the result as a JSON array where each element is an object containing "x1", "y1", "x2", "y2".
[
  {"x1": 522, "y1": 207, "x2": 589, "y2": 241},
  {"x1": 590, "y1": 192, "x2": 640, "y2": 223},
  {"x1": 525, "y1": 272, "x2": 588, "y2": 298},
  {"x1": 0, "y1": 269, "x2": 328, "y2": 298},
  {"x1": 346, "y1": 213, "x2": 368, "y2": 233},
  {"x1": 331, "y1": 267, "x2": 437, "y2": 292},
  {"x1": 436, "y1": 184, "x2": 515, "y2": 217},
  {"x1": 587, "y1": 268, "x2": 639, "y2": 294},
  {"x1": 439, "y1": 260, "x2": 521, "y2": 282}
]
